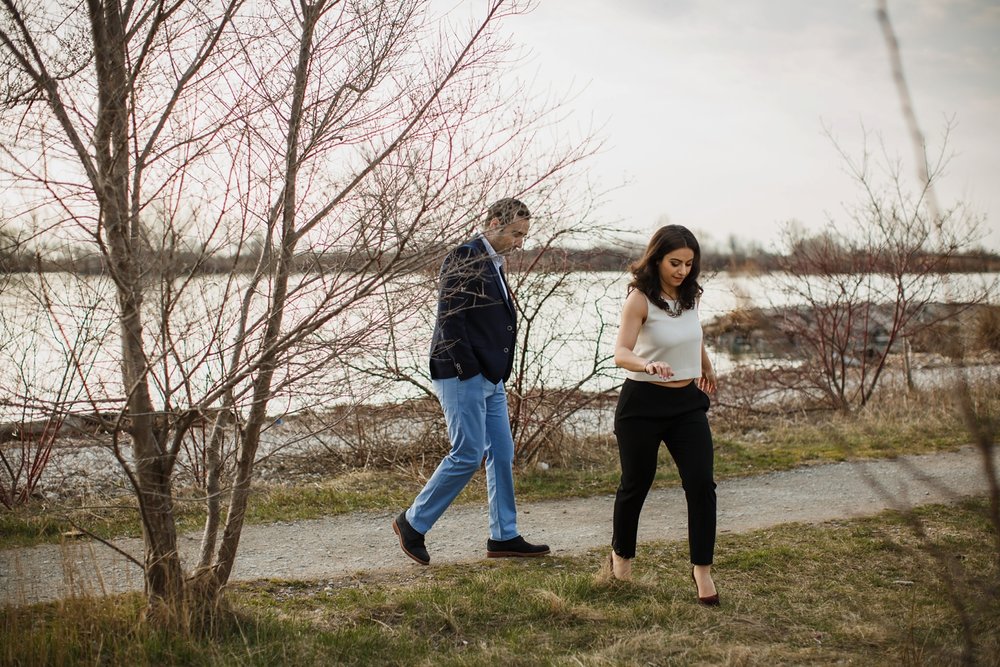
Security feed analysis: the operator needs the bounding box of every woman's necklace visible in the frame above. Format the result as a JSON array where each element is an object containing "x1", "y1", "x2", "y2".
[{"x1": 660, "y1": 291, "x2": 683, "y2": 318}]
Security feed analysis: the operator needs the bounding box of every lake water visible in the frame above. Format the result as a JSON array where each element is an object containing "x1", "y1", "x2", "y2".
[{"x1": 0, "y1": 270, "x2": 996, "y2": 420}]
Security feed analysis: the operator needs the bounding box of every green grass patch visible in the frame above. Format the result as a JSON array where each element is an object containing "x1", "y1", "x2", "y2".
[
  {"x1": 244, "y1": 470, "x2": 425, "y2": 523},
  {"x1": 4, "y1": 498, "x2": 997, "y2": 665},
  {"x1": 0, "y1": 496, "x2": 147, "y2": 549}
]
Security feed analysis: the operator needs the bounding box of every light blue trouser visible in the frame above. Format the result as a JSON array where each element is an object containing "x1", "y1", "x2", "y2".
[{"x1": 406, "y1": 374, "x2": 519, "y2": 541}]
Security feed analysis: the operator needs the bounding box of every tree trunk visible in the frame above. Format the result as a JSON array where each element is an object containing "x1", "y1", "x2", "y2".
[
  {"x1": 204, "y1": 263, "x2": 292, "y2": 597},
  {"x1": 197, "y1": 410, "x2": 231, "y2": 569},
  {"x1": 197, "y1": 2, "x2": 322, "y2": 602},
  {"x1": 903, "y1": 337, "x2": 915, "y2": 392},
  {"x1": 89, "y1": 0, "x2": 185, "y2": 616}
]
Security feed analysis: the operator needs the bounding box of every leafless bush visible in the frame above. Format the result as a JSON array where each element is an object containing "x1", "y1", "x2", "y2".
[
  {"x1": 304, "y1": 400, "x2": 451, "y2": 473},
  {"x1": 506, "y1": 234, "x2": 619, "y2": 463},
  {"x1": 756, "y1": 128, "x2": 989, "y2": 413},
  {"x1": 974, "y1": 305, "x2": 1000, "y2": 353},
  {"x1": 0, "y1": 424, "x2": 57, "y2": 509}
]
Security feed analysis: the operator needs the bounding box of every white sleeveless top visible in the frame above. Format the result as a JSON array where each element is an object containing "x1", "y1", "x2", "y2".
[{"x1": 625, "y1": 294, "x2": 703, "y2": 383}]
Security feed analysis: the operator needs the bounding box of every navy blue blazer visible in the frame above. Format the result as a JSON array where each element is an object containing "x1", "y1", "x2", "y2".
[{"x1": 429, "y1": 237, "x2": 517, "y2": 383}]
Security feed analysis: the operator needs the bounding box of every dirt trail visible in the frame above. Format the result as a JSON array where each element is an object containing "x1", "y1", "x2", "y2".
[{"x1": 2, "y1": 446, "x2": 995, "y2": 606}]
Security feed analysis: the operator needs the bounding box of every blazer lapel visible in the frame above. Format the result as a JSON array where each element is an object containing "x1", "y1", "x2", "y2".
[
  {"x1": 474, "y1": 237, "x2": 515, "y2": 314},
  {"x1": 497, "y1": 264, "x2": 515, "y2": 313}
]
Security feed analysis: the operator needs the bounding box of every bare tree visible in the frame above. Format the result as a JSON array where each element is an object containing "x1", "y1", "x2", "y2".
[
  {"x1": 1, "y1": 0, "x2": 596, "y2": 622},
  {"x1": 505, "y1": 204, "x2": 620, "y2": 464},
  {"x1": 765, "y1": 127, "x2": 987, "y2": 412}
]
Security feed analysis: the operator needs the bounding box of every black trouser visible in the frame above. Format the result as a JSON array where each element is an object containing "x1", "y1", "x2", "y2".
[{"x1": 612, "y1": 379, "x2": 717, "y2": 564}]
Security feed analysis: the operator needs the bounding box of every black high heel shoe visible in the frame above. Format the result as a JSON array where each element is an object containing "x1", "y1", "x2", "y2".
[{"x1": 692, "y1": 569, "x2": 720, "y2": 606}]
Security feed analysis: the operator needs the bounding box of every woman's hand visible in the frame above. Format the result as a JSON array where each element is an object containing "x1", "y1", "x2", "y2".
[
  {"x1": 644, "y1": 360, "x2": 674, "y2": 380},
  {"x1": 697, "y1": 367, "x2": 717, "y2": 394}
]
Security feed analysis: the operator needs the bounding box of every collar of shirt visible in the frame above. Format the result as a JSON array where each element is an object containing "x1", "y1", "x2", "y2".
[
  {"x1": 476, "y1": 231, "x2": 511, "y2": 302},
  {"x1": 476, "y1": 231, "x2": 504, "y2": 271}
]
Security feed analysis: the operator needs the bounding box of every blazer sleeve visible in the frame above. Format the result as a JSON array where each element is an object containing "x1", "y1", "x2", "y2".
[{"x1": 434, "y1": 244, "x2": 483, "y2": 379}]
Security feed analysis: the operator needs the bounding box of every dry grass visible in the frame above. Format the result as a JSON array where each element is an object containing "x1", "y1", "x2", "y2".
[{"x1": 3, "y1": 498, "x2": 997, "y2": 665}]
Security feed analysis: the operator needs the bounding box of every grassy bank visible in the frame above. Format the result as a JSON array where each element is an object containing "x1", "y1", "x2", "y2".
[
  {"x1": 3, "y1": 498, "x2": 997, "y2": 665},
  {"x1": 1, "y1": 383, "x2": 990, "y2": 550}
]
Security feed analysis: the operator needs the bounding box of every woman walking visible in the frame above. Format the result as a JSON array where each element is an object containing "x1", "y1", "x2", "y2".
[{"x1": 609, "y1": 224, "x2": 719, "y2": 606}]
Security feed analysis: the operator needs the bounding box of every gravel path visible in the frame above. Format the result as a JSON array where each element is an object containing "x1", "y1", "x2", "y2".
[{"x1": 2, "y1": 446, "x2": 996, "y2": 606}]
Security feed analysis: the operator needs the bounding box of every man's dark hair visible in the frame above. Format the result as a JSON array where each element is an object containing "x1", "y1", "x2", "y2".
[{"x1": 487, "y1": 198, "x2": 530, "y2": 226}]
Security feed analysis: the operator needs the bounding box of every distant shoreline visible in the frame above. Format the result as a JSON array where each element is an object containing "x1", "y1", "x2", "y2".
[{"x1": 3, "y1": 246, "x2": 1000, "y2": 275}]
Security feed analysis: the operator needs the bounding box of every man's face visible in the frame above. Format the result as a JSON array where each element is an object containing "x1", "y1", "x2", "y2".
[{"x1": 487, "y1": 215, "x2": 530, "y2": 253}]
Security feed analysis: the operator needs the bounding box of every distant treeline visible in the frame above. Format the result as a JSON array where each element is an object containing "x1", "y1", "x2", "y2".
[{"x1": 3, "y1": 243, "x2": 1000, "y2": 275}]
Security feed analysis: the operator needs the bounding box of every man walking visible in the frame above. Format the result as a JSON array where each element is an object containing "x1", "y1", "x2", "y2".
[{"x1": 392, "y1": 198, "x2": 550, "y2": 564}]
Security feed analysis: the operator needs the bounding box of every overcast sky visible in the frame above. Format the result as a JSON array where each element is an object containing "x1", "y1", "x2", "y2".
[{"x1": 471, "y1": 0, "x2": 1000, "y2": 251}]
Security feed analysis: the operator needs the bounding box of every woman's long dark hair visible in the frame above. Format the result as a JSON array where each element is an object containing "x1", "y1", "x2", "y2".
[{"x1": 627, "y1": 224, "x2": 703, "y2": 312}]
